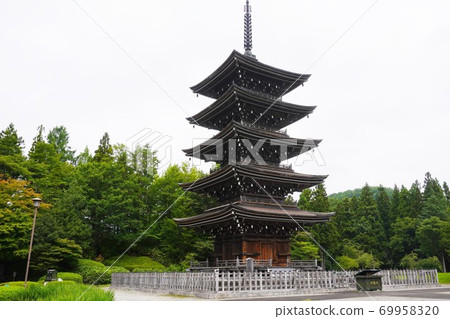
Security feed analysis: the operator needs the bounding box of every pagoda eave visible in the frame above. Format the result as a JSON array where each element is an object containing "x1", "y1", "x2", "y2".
[
  {"x1": 174, "y1": 201, "x2": 335, "y2": 228},
  {"x1": 190, "y1": 50, "x2": 311, "y2": 99}
]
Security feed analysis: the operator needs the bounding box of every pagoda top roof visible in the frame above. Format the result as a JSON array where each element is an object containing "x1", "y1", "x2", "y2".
[
  {"x1": 174, "y1": 201, "x2": 334, "y2": 227},
  {"x1": 191, "y1": 50, "x2": 310, "y2": 99},
  {"x1": 182, "y1": 121, "x2": 322, "y2": 161},
  {"x1": 187, "y1": 84, "x2": 315, "y2": 130},
  {"x1": 179, "y1": 163, "x2": 327, "y2": 193}
]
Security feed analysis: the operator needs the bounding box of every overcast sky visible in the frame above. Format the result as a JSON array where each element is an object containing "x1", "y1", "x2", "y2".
[{"x1": 1, "y1": 0, "x2": 449, "y2": 195}]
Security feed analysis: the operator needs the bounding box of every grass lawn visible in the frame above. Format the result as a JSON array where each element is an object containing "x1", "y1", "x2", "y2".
[
  {"x1": 0, "y1": 281, "x2": 114, "y2": 301},
  {"x1": 438, "y1": 273, "x2": 450, "y2": 284}
]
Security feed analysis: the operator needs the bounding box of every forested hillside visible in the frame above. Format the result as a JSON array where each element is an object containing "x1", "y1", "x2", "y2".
[{"x1": 0, "y1": 123, "x2": 448, "y2": 282}]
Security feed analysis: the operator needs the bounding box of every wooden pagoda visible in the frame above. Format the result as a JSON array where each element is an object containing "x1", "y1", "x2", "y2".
[{"x1": 175, "y1": 1, "x2": 334, "y2": 267}]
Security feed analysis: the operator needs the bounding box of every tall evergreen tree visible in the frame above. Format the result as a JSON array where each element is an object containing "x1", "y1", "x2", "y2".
[
  {"x1": 422, "y1": 173, "x2": 446, "y2": 220},
  {"x1": 353, "y1": 184, "x2": 386, "y2": 261},
  {"x1": 397, "y1": 186, "x2": 411, "y2": 218},
  {"x1": 376, "y1": 185, "x2": 391, "y2": 239},
  {"x1": 47, "y1": 126, "x2": 76, "y2": 163},
  {"x1": 93, "y1": 133, "x2": 113, "y2": 162},
  {"x1": 0, "y1": 123, "x2": 28, "y2": 178},
  {"x1": 409, "y1": 180, "x2": 423, "y2": 219}
]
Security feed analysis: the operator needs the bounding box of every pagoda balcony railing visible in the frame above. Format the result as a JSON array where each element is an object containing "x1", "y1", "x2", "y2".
[
  {"x1": 287, "y1": 258, "x2": 321, "y2": 270},
  {"x1": 239, "y1": 121, "x2": 287, "y2": 135},
  {"x1": 190, "y1": 257, "x2": 273, "y2": 269},
  {"x1": 189, "y1": 258, "x2": 321, "y2": 270}
]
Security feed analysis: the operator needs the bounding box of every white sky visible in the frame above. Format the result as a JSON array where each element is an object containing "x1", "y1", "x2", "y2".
[{"x1": 0, "y1": 0, "x2": 449, "y2": 194}]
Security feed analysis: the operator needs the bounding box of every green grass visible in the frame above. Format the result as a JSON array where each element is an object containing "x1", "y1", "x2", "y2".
[
  {"x1": 438, "y1": 273, "x2": 450, "y2": 284},
  {"x1": 103, "y1": 255, "x2": 165, "y2": 271},
  {"x1": 0, "y1": 281, "x2": 114, "y2": 301}
]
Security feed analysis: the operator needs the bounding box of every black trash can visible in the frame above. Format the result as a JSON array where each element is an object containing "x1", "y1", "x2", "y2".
[
  {"x1": 45, "y1": 269, "x2": 58, "y2": 282},
  {"x1": 354, "y1": 269, "x2": 382, "y2": 291}
]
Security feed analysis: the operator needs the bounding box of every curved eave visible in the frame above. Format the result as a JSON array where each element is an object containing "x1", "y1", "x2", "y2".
[
  {"x1": 187, "y1": 84, "x2": 316, "y2": 129},
  {"x1": 190, "y1": 50, "x2": 310, "y2": 99},
  {"x1": 174, "y1": 202, "x2": 335, "y2": 227},
  {"x1": 182, "y1": 121, "x2": 322, "y2": 161},
  {"x1": 179, "y1": 163, "x2": 327, "y2": 192}
]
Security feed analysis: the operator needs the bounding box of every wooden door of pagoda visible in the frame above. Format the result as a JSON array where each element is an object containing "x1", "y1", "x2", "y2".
[{"x1": 261, "y1": 242, "x2": 274, "y2": 263}]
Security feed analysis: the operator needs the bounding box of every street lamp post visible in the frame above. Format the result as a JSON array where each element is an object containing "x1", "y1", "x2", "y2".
[{"x1": 24, "y1": 197, "x2": 41, "y2": 288}]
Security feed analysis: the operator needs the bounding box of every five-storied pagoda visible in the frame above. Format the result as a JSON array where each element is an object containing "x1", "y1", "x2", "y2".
[{"x1": 175, "y1": 1, "x2": 334, "y2": 267}]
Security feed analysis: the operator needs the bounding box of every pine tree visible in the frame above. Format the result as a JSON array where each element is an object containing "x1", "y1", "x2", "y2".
[
  {"x1": 47, "y1": 126, "x2": 76, "y2": 163},
  {"x1": 0, "y1": 123, "x2": 28, "y2": 178},
  {"x1": 409, "y1": 180, "x2": 423, "y2": 218},
  {"x1": 93, "y1": 133, "x2": 113, "y2": 162},
  {"x1": 397, "y1": 186, "x2": 411, "y2": 218},
  {"x1": 376, "y1": 185, "x2": 391, "y2": 239},
  {"x1": 298, "y1": 188, "x2": 312, "y2": 210},
  {"x1": 310, "y1": 184, "x2": 330, "y2": 212},
  {"x1": 354, "y1": 184, "x2": 386, "y2": 261},
  {"x1": 422, "y1": 173, "x2": 446, "y2": 220}
]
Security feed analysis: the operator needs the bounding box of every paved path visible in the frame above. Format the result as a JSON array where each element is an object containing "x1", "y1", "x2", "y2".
[
  {"x1": 229, "y1": 286, "x2": 450, "y2": 301},
  {"x1": 111, "y1": 286, "x2": 450, "y2": 301}
]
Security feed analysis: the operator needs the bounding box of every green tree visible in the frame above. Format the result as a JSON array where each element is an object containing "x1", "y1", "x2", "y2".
[
  {"x1": 297, "y1": 188, "x2": 312, "y2": 211},
  {"x1": 47, "y1": 126, "x2": 76, "y2": 163},
  {"x1": 422, "y1": 173, "x2": 447, "y2": 220},
  {"x1": 26, "y1": 126, "x2": 74, "y2": 201},
  {"x1": 93, "y1": 133, "x2": 113, "y2": 162},
  {"x1": 353, "y1": 184, "x2": 386, "y2": 261},
  {"x1": 0, "y1": 123, "x2": 29, "y2": 178},
  {"x1": 416, "y1": 217, "x2": 449, "y2": 272},
  {"x1": 409, "y1": 180, "x2": 423, "y2": 219},
  {"x1": 376, "y1": 185, "x2": 391, "y2": 238},
  {"x1": 389, "y1": 217, "x2": 419, "y2": 266}
]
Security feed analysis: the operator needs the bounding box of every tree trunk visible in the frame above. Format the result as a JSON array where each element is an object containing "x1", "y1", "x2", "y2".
[{"x1": 442, "y1": 252, "x2": 447, "y2": 273}]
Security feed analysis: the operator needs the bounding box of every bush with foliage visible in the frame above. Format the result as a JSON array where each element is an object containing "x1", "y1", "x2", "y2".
[
  {"x1": 76, "y1": 265, "x2": 129, "y2": 285},
  {"x1": 416, "y1": 256, "x2": 442, "y2": 271},
  {"x1": 356, "y1": 253, "x2": 381, "y2": 269},
  {"x1": 76, "y1": 258, "x2": 105, "y2": 268},
  {"x1": 336, "y1": 256, "x2": 359, "y2": 270},
  {"x1": 103, "y1": 255, "x2": 165, "y2": 272},
  {"x1": 38, "y1": 272, "x2": 83, "y2": 283},
  {"x1": 399, "y1": 252, "x2": 419, "y2": 269}
]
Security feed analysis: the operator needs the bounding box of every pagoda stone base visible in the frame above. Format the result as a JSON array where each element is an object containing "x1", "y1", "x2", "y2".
[{"x1": 214, "y1": 233, "x2": 291, "y2": 266}]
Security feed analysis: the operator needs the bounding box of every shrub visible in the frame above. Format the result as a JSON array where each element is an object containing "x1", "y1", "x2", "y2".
[
  {"x1": 103, "y1": 255, "x2": 165, "y2": 272},
  {"x1": 356, "y1": 253, "x2": 381, "y2": 269},
  {"x1": 76, "y1": 259, "x2": 105, "y2": 268},
  {"x1": 77, "y1": 265, "x2": 129, "y2": 285},
  {"x1": 336, "y1": 256, "x2": 359, "y2": 270},
  {"x1": 38, "y1": 272, "x2": 83, "y2": 283},
  {"x1": 416, "y1": 256, "x2": 442, "y2": 272},
  {"x1": 399, "y1": 252, "x2": 419, "y2": 269},
  {"x1": 132, "y1": 268, "x2": 166, "y2": 273}
]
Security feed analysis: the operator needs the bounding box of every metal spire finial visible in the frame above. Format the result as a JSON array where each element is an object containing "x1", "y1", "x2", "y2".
[{"x1": 244, "y1": 0, "x2": 255, "y2": 58}]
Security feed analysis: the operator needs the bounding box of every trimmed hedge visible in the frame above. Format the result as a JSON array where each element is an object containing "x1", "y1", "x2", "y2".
[
  {"x1": 103, "y1": 255, "x2": 165, "y2": 272},
  {"x1": 38, "y1": 272, "x2": 83, "y2": 283}
]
